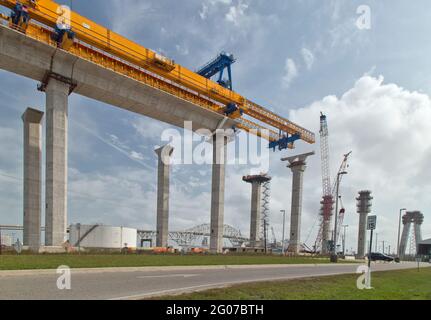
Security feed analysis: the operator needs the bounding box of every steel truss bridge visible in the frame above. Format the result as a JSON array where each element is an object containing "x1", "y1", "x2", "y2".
[{"x1": 138, "y1": 224, "x2": 248, "y2": 248}]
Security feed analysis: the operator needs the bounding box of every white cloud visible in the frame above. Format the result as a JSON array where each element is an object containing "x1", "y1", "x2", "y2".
[
  {"x1": 301, "y1": 48, "x2": 315, "y2": 70},
  {"x1": 288, "y1": 75, "x2": 431, "y2": 249},
  {"x1": 225, "y1": 1, "x2": 249, "y2": 26},
  {"x1": 282, "y1": 58, "x2": 298, "y2": 89},
  {"x1": 199, "y1": 4, "x2": 209, "y2": 20}
]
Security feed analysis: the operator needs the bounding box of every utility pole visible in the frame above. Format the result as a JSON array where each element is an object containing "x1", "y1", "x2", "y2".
[
  {"x1": 342, "y1": 225, "x2": 349, "y2": 256},
  {"x1": 382, "y1": 241, "x2": 385, "y2": 254},
  {"x1": 0, "y1": 227, "x2": 2, "y2": 255},
  {"x1": 331, "y1": 171, "x2": 347, "y2": 263},
  {"x1": 397, "y1": 208, "x2": 407, "y2": 257},
  {"x1": 281, "y1": 210, "x2": 286, "y2": 255},
  {"x1": 375, "y1": 233, "x2": 378, "y2": 252}
]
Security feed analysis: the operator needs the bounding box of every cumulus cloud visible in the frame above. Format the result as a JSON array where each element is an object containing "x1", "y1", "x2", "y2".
[
  {"x1": 288, "y1": 75, "x2": 431, "y2": 249},
  {"x1": 282, "y1": 58, "x2": 298, "y2": 89}
]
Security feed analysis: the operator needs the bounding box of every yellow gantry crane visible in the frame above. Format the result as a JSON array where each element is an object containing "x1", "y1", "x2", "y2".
[{"x1": 0, "y1": 0, "x2": 315, "y2": 150}]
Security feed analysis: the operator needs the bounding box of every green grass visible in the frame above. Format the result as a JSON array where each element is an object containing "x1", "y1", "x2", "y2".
[
  {"x1": 162, "y1": 268, "x2": 431, "y2": 300},
  {"x1": 0, "y1": 253, "x2": 337, "y2": 270}
]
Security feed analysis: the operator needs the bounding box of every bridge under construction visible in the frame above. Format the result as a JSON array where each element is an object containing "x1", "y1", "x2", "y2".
[{"x1": 0, "y1": 0, "x2": 315, "y2": 253}]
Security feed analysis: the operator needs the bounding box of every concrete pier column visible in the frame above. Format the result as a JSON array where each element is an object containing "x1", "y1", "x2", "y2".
[
  {"x1": 22, "y1": 108, "x2": 44, "y2": 251},
  {"x1": 45, "y1": 78, "x2": 69, "y2": 247},
  {"x1": 282, "y1": 152, "x2": 314, "y2": 254},
  {"x1": 399, "y1": 211, "x2": 424, "y2": 258},
  {"x1": 356, "y1": 191, "x2": 373, "y2": 258},
  {"x1": 249, "y1": 182, "x2": 262, "y2": 248},
  {"x1": 399, "y1": 218, "x2": 411, "y2": 258},
  {"x1": 155, "y1": 145, "x2": 174, "y2": 247},
  {"x1": 210, "y1": 133, "x2": 227, "y2": 253},
  {"x1": 357, "y1": 212, "x2": 368, "y2": 257},
  {"x1": 243, "y1": 174, "x2": 272, "y2": 248}
]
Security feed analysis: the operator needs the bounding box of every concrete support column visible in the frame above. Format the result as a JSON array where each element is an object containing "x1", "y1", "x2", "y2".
[
  {"x1": 22, "y1": 108, "x2": 44, "y2": 251},
  {"x1": 399, "y1": 221, "x2": 411, "y2": 258},
  {"x1": 249, "y1": 182, "x2": 262, "y2": 248},
  {"x1": 282, "y1": 152, "x2": 314, "y2": 255},
  {"x1": 155, "y1": 145, "x2": 174, "y2": 248},
  {"x1": 45, "y1": 78, "x2": 69, "y2": 246},
  {"x1": 356, "y1": 191, "x2": 372, "y2": 258},
  {"x1": 357, "y1": 212, "x2": 368, "y2": 258},
  {"x1": 288, "y1": 162, "x2": 306, "y2": 254},
  {"x1": 210, "y1": 134, "x2": 227, "y2": 253},
  {"x1": 243, "y1": 174, "x2": 271, "y2": 249}
]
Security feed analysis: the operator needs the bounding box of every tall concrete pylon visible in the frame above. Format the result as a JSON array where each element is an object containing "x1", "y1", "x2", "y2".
[
  {"x1": 282, "y1": 151, "x2": 315, "y2": 254},
  {"x1": 155, "y1": 145, "x2": 174, "y2": 248},
  {"x1": 243, "y1": 174, "x2": 272, "y2": 248},
  {"x1": 210, "y1": 133, "x2": 228, "y2": 253},
  {"x1": 399, "y1": 211, "x2": 424, "y2": 258},
  {"x1": 45, "y1": 78, "x2": 70, "y2": 247},
  {"x1": 356, "y1": 190, "x2": 373, "y2": 258},
  {"x1": 22, "y1": 108, "x2": 44, "y2": 252}
]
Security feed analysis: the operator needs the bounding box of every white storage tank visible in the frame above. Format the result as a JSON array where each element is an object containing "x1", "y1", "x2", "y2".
[
  {"x1": 69, "y1": 224, "x2": 137, "y2": 249},
  {"x1": 0, "y1": 234, "x2": 12, "y2": 247}
]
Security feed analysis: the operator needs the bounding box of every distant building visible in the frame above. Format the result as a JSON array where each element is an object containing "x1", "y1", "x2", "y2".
[{"x1": 417, "y1": 238, "x2": 431, "y2": 256}]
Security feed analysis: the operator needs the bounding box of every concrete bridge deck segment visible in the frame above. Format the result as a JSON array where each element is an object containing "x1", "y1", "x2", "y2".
[{"x1": 0, "y1": 24, "x2": 236, "y2": 132}]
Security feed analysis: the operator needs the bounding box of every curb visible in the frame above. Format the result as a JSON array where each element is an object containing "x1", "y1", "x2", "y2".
[{"x1": 0, "y1": 263, "x2": 361, "y2": 277}]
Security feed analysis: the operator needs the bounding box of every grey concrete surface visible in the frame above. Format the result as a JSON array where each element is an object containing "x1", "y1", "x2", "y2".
[
  {"x1": 282, "y1": 152, "x2": 314, "y2": 254},
  {"x1": 356, "y1": 191, "x2": 373, "y2": 258},
  {"x1": 45, "y1": 78, "x2": 69, "y2": 246},
  {"x1": 22, "y1": 108, "x2": 44, "y2": 251},
  {"x1": 0, "y1": 262, "x2": 427, "y2": 300},
  {"x1": 0, "y1": 24, "x2": 237, "y2": 133},
  {"x1": 210, "y1": 135, "x2": 227, "y2": 253},
  {"x1": 249, "y1": 181, "x2": 262, "y2": 248},
  {"x1": 155, "y1": 145, "x2": 174, "y2": 247}
]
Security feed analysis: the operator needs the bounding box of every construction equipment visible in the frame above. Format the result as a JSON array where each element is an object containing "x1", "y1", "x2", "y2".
[
  {"x1": 314, "y1": 151, "x2": 352, "y2": 253},
  {"x1": 315, "y1": 113, "x2": 334, "y2": 254},
  {"x1": 261, "y1": 179, "x2": 271, "y2": 245},
  {"x1": 0, "y1": 0, "x2": 315, "y2": 151},
  {"x1": 197, "y1": 52, "x2": 235, "y2": 90},
  {"x1": 335, "y1": 196, "x2": 346, "y2": 247}
]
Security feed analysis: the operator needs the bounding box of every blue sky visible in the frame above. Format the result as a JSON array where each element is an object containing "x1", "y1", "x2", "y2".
[{"x1": 0, "y1": 0, "x2": 430, "y2": 253}]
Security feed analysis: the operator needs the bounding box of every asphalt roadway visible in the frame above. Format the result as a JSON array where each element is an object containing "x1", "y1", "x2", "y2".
[{"x1": 0, "y1": 262, "x2": 428, "y2": 300}]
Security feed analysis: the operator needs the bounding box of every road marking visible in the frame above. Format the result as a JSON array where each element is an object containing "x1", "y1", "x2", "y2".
[{"x1": 137, "y1": 274, "x2": 200, "y2": 279}]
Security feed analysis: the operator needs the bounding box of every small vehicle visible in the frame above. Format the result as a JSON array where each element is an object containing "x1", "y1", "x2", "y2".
[{"x1": 369, "y1": 252, "x2": 394, "y2": 262}]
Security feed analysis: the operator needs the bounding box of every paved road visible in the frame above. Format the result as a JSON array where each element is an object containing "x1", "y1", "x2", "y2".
[{"x1": 0, "y1": 262, "x2": 427, "y2": 300}]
